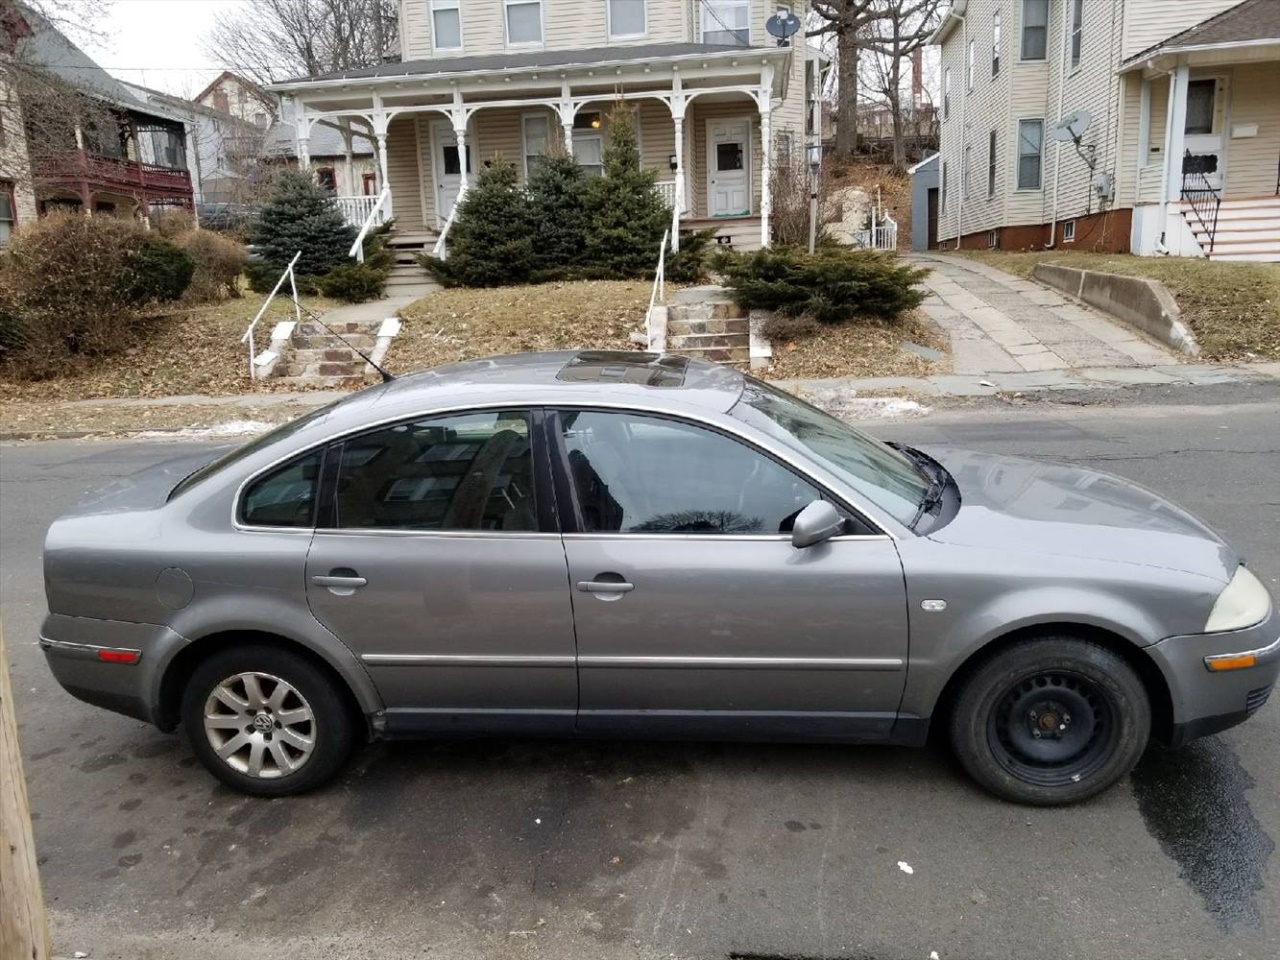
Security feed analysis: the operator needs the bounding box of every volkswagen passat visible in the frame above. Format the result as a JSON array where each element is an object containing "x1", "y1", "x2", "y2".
[{"x1": 41, "y1": 352, "x2": 1277, "y2": 804}]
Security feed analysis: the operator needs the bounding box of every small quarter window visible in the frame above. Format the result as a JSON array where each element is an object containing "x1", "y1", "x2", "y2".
[
  {"x1": 1063, "y1": 220, "x2": 1076, "y2": 242},
  {"x1": 335, "y1": 410, "x2": 536, "y2": 531},
  {"x1": 241, "y1": 450, "x2": 323, "y2": 528}
]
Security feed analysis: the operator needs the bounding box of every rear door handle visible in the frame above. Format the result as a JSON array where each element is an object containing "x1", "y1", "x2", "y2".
[
  {"x1": 577, "y1": 580, "x2": 635, "y2": 594},
  {"x1": 312, "y1": 574, "x2": 367, "y2": 596}
]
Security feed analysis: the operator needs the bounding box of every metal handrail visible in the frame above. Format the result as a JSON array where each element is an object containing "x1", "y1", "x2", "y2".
[
  {"x1": 241, "y1": 251, "x2": 302, "y2": 380},
  {"x1": 348, "y1": 187, "x2": 390, "y2": 263},
  {"x1": 644, "y1": 229, "x2": 670, "y2": 350},
  {"x1": 1180, "y1": 157, "x2": 1222, "y2": 254}
]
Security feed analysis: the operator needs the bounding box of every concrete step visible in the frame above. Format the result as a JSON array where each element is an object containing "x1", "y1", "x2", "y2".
[
  {"x1": 667, "y1": 333, "x2": 750, "y2": 351},
  {"x1": 274, "y1": 374, "x2": 367, "y2": 389},
  {"x1": 273, "y1": 360, "x2": 365, "y2": 379},
  {"x1": 291, "y1": 334, "x2": 377, "y2": 350},
  {"x1": 290, "y1": 347, "x2": 365, "y2": 363},
  {"x1": 295, "y1": 321, "x2": 382, "y2": 337},
  {"x1": 667, "y1": 317, "x2": 750, "y2": 337},
  {"x1": 1209, "y1": 250, "x2": 1280, "y2": 262},
  {"x1": 665, "y1": 344, "x2": 751, "y2": 363}
]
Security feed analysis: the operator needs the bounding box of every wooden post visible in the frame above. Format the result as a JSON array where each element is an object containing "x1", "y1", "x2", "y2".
[{"x1": 0, "y1": 622, "x2": 51, "y2": 960}]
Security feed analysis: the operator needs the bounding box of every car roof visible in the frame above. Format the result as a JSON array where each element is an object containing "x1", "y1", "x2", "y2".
[{"x1": 325, "y1": 351, "x2": 749, "y2": 428}]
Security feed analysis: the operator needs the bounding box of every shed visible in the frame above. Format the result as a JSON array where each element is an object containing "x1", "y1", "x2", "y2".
[{"x1": 908, "y1": 153, "x2": 939, "y2": 252}]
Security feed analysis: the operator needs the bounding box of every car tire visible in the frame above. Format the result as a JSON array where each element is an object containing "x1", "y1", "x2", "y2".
[
  {"x1": 949, "y1": 637, "x2": 1151, "y2": 806},
  {"x1": 181, "y1": 645, "x2": 356, "y2": 797}
]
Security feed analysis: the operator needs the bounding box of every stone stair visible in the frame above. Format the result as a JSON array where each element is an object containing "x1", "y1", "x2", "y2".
[
  {"x1": 385, "y1": 231, "x2": 443, "y2": 297},
  {"x1": 663, "y1": 286, "x2": 752, "y2": 366},
  {"x1": 272, "y1": 320, "x2": 384, "y2": 388}
]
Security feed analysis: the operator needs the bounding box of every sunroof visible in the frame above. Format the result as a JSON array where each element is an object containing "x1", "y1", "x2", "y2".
[{"x1": 557, "y1": 351, "x2": 689, "y2": 387}]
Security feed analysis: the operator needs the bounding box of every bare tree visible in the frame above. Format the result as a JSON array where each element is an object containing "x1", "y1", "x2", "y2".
[
  {"x1": 810, "y1": 1, "x2": 877, "y2": 160},
  {"x1": 202, "y1": 0, "x2": 399, "y2": 86},
  {"x1": 859, "y1": 0, "x2": 944, "y2": 172}
]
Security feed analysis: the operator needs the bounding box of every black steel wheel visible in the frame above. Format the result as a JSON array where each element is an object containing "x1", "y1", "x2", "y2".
[{"x1": 950, "y1": 637, "x2": 1151, "y2": 806}]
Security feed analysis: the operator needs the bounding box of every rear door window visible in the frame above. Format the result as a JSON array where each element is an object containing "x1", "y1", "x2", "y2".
[{"x1": 240, "y1": 450, "x2": 324, "y2": 528}]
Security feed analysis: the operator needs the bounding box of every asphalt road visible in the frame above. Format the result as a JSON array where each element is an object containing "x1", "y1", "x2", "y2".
[{"x1": 2, "y1": 395, "x2": 1278, "y2": 960}]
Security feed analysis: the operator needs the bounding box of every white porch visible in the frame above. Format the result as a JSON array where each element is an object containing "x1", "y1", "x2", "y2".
[{"x1": 270, "y1": 44, "x2": 798, "y2": 261}]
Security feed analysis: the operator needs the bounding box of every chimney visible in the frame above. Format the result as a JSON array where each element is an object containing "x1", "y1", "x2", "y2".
[{"x1": 912, "y1": 48, "x2": 924, "y2": 112}]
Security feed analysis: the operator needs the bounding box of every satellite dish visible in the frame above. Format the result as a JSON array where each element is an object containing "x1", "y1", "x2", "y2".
[
  {"x1": 766, "y1": 10, "x2": 802, "y2": 46},
  {"x1": 1052, "y1": 109, "x2": 1093, "y2": 142}
]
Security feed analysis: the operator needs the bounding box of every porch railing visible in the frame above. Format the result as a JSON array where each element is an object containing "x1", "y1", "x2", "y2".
[
  {"x1": 432, "y1": 198, "x2": 463, "y2": 261},
  {"x1": 654, "y1": 179, "x2": 677, "y2": 208},
  {"x1": 1180, "y1": 158, "x2": 1221, "y2": 254},
  {"x1": 242, "y1": 251, "x2": 302, "y2": 379},
  {"x1": 348, "y1": 188, "x2": 390, "y2": 264},
  {"x1": 854, "y1": 212, "x2": 898, "y2": 250},
  {"x1": 644, "y1": 229, "x2": 670, "y2": 351},
  {"x1": 335, "y1": 194, "x2": 387, "y2": 229}
]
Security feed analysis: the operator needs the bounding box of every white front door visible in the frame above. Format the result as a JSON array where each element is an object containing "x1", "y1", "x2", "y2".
[
  {"x1": 707, "y1": 117, "x2": 751, "y2": 217},
  {"x1": 431, "y1": 119, "x2": 471, "y2": 225},
  {"x1": 1182, "y1": 77, "x2": 1227, "y2": 191}
]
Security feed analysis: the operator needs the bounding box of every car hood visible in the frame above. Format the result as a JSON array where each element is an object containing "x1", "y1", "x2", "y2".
[{"x1": 920, "y1": 447, "x2": 1237, "y2": 584}]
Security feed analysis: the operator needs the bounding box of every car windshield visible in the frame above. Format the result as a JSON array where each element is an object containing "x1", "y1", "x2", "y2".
[
  {"x1": 730, "y1": 378, "x2": 930, "y2": 527},
  {"x1": 167, "y1": 399, "x2": 344, "y2": 501}
]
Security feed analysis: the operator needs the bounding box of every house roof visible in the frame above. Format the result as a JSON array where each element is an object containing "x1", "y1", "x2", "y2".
[
  {"x1": 262, "y1": 99, "x2": 375, "y2": 159},
  {"x1": 907, "y1": 152, "x2": 939, "y2": 175},
  {"x1": 927, "y1": 0, "x2": 968, "y2": 46},
  {"x1": 1122, "y1": 0, "x2": 1280, "y2": 66},
  {"x1": 9, "y1": 1, "x2": 150, "y2": 112},
  {"x1": 271, "y1": 42, "x2": 786, "y2": 88},
  {"x1": 193, "y1": 70, "x2": 272, "y2": 109}
]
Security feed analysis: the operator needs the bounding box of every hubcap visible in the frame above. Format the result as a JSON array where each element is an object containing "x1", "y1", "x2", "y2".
[
  {"x1": 203, "y1": 672, "x2": 316, "y2": 779},
  {"x1": 988, "y1": 671, "x2": 1115, "y2": 788}
]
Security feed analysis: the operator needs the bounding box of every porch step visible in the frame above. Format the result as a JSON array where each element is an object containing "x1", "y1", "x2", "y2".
[
  {"x1": 684, "y1": 217, "x2": 764, "y2": 253},
  {"x1": 663, "y1": 287, "x2": 751, "y2": 366},
  {"x1": 1180, "y1": 196, "x2": 1280, "y2": 263}
]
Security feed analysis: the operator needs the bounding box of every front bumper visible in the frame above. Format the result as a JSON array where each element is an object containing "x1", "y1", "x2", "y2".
[
  {"x1": 40, "y1": 614, "x2": 188, "y2": 729},
  {"x1": 1147, "y1": 606, "x2": 1280, "y2": 748}
]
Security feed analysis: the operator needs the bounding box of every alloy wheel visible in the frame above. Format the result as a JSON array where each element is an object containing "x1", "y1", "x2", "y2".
[{"x1": 202, "y1": 671, "x2": 317, "y2": 779}]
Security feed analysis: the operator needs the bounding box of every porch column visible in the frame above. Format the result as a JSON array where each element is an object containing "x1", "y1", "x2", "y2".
[
  {"x1": 372, "y1": 96, "x2": 392, "y2": 220},
  {"x1": 454, "y1": 124, "x2": 470, "y2": 197},
  {"x1": 559, "y1": 80, "x2": 575, "y2": 151},
  {"x1": 670, "y1": 75, "x2": 686, "y2": 253},
  {"x1": 758, "y1": 64, "x2": 776, "y2": 248},
  {"x1": 1136, "y1": 76, "x2": 1152, "y2": 197},
  {"x1": 1164, "y1": 63, "x2": 1190, "y2": 203}
]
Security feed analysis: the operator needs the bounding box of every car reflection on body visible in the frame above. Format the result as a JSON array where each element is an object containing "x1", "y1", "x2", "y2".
[{"x1": 40, "y1": 352, "x2": 1277, "y2": 804}]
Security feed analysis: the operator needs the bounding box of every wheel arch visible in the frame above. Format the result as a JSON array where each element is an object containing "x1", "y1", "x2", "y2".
[
  {"x1": 155, "y1": 629, "x2": 375, "y2": 735},
  {"x1": 927, "y1": 622, "x2": 1174, "y2": 747}
]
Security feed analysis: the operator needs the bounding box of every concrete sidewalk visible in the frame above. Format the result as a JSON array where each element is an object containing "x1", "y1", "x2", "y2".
[{"x1": 911, "y1": 253, "x2": 1175, "y2": 374}]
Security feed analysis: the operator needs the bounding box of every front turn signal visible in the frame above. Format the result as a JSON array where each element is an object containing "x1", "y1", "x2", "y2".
[{"x1": 1204, "y1": 653, "x2": 1257, "y2": 672}]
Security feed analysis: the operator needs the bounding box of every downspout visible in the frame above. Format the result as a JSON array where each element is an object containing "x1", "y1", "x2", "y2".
[
  {"x1": 1046, "y1": 0, "x2": 1073, "y2": 248},
  {"x1": 954, "y1": 11, "x2": 967, "y2": 249}
]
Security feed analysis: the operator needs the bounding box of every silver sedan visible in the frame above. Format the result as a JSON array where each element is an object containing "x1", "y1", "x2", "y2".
[{"x1": 40, "y1": 352, "x2": 1278, "y2": 805}]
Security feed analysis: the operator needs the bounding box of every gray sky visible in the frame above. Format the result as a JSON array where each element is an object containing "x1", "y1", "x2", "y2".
[{"x1": 78, "y1": 0, "x2": 246, "y2": 97}]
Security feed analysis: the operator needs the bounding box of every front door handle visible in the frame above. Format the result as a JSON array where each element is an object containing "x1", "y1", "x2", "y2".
[{"x1": 578, "y1": 578, "x2": 632, "y2": 593}]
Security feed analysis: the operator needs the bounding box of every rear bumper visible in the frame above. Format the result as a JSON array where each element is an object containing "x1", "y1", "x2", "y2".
[
  {"x1": 1148, "y1": 608, "x2": 1279, "y2": 748},
  {"x1": 40, "y1": 614, "x2": 187, "y2": 729}
]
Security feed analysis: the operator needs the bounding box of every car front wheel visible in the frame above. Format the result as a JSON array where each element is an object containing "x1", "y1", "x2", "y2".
[
  {"x1": 181, "y1": 645, "x2": 356, "y2": 796},
  {"x1": 950, "y1": 637, "x2": 1151, "y2": 806}
]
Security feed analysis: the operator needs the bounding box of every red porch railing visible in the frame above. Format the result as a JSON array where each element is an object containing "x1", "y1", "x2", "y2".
[{"x1": 40, "y1": 149, "x2": 193, "y2": 203}]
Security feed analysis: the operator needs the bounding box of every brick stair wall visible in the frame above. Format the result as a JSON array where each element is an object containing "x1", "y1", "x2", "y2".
[
  {"x1": 665, "y1": 297, "x2": 751, "y2": 366},
  {"x1": 272, "y1": 320, "x2": 383, "y2": 387}
]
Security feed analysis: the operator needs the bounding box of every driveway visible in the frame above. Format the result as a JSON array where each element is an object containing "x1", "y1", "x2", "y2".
[
  {"x1": 913, "y1": 254, "x2": 1175, "y2": 375},
  {"x1": 2, "y1": 398, "x2": 1279, "y2": 960}
]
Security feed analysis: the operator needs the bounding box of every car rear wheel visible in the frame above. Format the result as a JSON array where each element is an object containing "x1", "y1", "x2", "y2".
[
  {"x1": 950, "y1": 637, "x2": 1151, "y2": 806},
  {"x1": 181, "y1": 646, "x2": 355, "y2": 797}
]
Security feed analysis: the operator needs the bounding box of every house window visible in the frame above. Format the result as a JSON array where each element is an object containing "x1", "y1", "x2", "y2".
[
  {"x1": 0, "y1": 180, "x2": 15, "y2": 246},
  {"x1": 1063, "y1": 220, "x2": 1076, "y2": 242},
  {"x1": 987, "y1": 129, "x2": 997, "y2": 197},
  {"x1": 431, "y1": 0, "x2": 462, "y2": 51},
  {"x1": 702, "y1": 0, "x2": 749, "y2": 46},
  {"x1": 943, "y1": 67, "x2": 951, "y2": 119},
  {"x1": 1017, "y1": 119, "x2": 1043, "y2": 190},
  {"x1": 573, "y1": 136, "x2": 604, "y2": 177},
  {"x1": 992, "y1": 12, "x2": 1001, "y2": 76},
  {"x1": 1185, "y1": 79, "x2": 1216, "y2": 135},
  {"x1": 608, "y1": 0, "x2": 646, "y2": 38},
  {"x1": 522, "y1": 113, "x2": 552, "y2": 177},
  {"x1": 1021, "y1": 0, "x2": 1048, "y2": 61},
  {"x1": 505, "y1": 0, "x2": 542, "y2": 46},
  {"x1": 1070, "y1": 0, "x2": 1083, "y2": 69},
  {"x1": 967, "y1": 39, "x2": 974, "y2": 91},
  {"x1": 987, "y1": 229, "x2": 999, "y2": 248},
  {"x1": 362, "y1": 172, "x2": 378, "y2": 195},
  {"x1": 315, "y1": 166, "x2": 337, "y2": 192}
]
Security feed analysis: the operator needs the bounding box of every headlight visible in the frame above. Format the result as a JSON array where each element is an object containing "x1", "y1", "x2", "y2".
[{"x1": 1205, "y1": 566, "x2": 1273, "y2": 633}]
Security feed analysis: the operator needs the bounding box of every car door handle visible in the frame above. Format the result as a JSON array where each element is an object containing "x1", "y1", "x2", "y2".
[
  {"x1": 312, "y1": 575, "x2": 368, "y2": 588},
  {"x1": 577, "y1": 580, "x2": 635, "y2": 594}
]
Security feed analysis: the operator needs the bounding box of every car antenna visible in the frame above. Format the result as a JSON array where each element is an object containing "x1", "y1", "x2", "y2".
[{"x1": 295, "y1": 302, "x2": 396, "y2": 383}]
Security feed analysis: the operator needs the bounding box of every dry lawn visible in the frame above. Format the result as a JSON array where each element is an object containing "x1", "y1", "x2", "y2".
[
  {"x1": 959, "y1": 251, "x2": 1280, "y2": 362},
  {"x1": 391, "y1": 280, "x2": 651, "y2": 372},
  {"x1": 0, "y1": 294, "x2": 340, "y2": 402},
  {"x1": 763, "y1": 310, "x2": 948, "y2": 380}
]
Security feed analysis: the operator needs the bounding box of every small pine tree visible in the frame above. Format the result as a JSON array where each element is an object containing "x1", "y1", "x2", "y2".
[
  {"x1": 583, "y1": 104, "x2": 671, "y2": 278},
  {"x1": 421, "y1": 158, "x2": 535, "y2": 287},
  {"x1": 525, "y1": 151, "x2": 589, "y2": 276},
  {"x1": 247, "y1": 169, "x2": 356, "y2": 285}
]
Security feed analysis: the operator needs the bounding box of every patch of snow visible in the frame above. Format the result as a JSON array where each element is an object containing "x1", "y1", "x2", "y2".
[
  {"x1": 131, "y1": 420, "x2": 276, "y2": 441},
  {"x1": 898, "y1": 861, "x2": 914, "y2": 874}
]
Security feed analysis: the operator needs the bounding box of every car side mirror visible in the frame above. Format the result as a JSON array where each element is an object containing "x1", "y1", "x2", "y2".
[{"x1": 791, "y1": 500, "x2": 846, "y2": 549}]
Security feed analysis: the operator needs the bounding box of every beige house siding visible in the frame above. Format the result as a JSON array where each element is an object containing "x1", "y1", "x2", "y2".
[
  {"x1": 399, "y1": 1, "x2": 785, "y2": 60},
  {"x1": 1121, "y1": 0, "x2": 1242, "y2": 60},
  {"x1": 387, "y1": 115, "x2": 426, "y2": 230},
  {"x1": 1224, "y1": 61, "x2": 1280, "y2": 197}
]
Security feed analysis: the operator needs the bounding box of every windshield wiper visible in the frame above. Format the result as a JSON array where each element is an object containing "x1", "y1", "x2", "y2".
[{"x1": 889, "y1": 443, "x2": 947, "y2": 530}]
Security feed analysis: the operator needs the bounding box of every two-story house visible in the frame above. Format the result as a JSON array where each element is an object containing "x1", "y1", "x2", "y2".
[
  {"x1": 928, "y1": 0, "x2": 1279, "y2": 262},
  {"x1": 268, "y1": 0, "x2": 821, "y2": 258}
]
